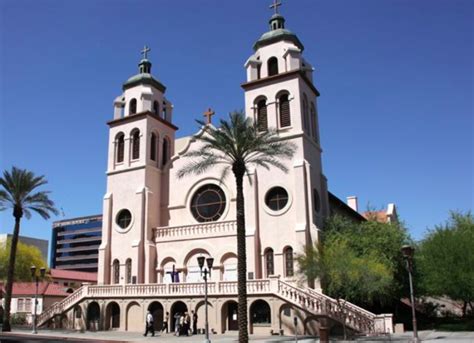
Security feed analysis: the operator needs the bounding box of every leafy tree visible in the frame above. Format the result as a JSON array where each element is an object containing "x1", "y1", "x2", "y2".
[
  {"x1": 324, "y1": 214, "x2": 410, "y2": 305},
  {"x1": 0, "y1": 240, "x2": 47, "y2": 281},
  {"x1": 0, "y1": 167, "x2": 58, "y2": 332},
  {"x1": 417, "y1": 211, "x2": 474, "y2": 316},
  {"x1": 298, "y1": 236, "x2": 392, "y2": 339},
  {"x1": 178, "y1": 111, "x2": 296, "y2": 342}
]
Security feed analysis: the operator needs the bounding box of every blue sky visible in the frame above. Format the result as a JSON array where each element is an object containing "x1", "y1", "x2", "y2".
[{"x1": 0, "y1": 0, "x2": 472, "y2": 248}]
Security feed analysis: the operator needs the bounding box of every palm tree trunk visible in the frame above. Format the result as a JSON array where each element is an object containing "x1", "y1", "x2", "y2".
[
  {"x1": 2, "y1": 215, "x2": 21, "y2": 332},
  {"x1": 234, "y1": 168, "x2": 249, "y2": 343}
]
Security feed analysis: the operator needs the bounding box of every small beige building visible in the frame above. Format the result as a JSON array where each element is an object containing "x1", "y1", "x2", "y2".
[{"x1": 38, "y1": 6, "x2": 392, "y2": 338}]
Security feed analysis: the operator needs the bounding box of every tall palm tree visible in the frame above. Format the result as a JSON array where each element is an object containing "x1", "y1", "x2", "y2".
[
  {"x1": 178, "y1": 111, "x2": 296, "y2": 342},
  {"x1": 0, "y1": 167, "x2": 58, "y2": 332}
]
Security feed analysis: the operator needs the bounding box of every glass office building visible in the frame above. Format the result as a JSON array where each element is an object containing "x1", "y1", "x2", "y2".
[{"x1": 50, "y1": 215, "x2": 102, "y2": 272}]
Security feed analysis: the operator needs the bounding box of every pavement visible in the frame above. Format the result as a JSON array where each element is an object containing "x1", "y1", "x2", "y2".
[{"x1": 0, "y1": 328, "x2": 474, "y2": 343}]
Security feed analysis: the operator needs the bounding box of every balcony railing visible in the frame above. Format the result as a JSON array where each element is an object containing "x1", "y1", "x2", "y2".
[
  {"x1": 154, "y1": 220, "x2": 237, "y2": 242},
  {"x1": 38, "y1": 278, "x2": 392, "y2": 334}
]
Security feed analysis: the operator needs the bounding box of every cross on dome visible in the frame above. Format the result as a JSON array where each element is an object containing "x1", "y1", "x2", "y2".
[
  {"x1": 203, "y1": 108, "x2": 215, "y2": 125},
  {"x1": 269, "y1": 0, "x2": 282, "y2": 14},
  {"x1": 141, "y1": 45, "x2": 151, "y2": 60}
]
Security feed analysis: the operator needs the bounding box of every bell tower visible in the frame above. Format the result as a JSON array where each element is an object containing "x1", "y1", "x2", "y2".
[
  {"x1": 242, "y1": 3, "x2": 329, "y2": 277},
  {"x1": 98, "y1": 46, "x2": 177, "y2": 285}
]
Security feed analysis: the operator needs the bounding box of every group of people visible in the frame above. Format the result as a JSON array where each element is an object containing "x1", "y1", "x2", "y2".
[
  {"x1": 144, "y1": 310, "x2": 198, "y2": 337},
  {"x1": 173, "y1": 311, "x2": 198, "y2": 336}
]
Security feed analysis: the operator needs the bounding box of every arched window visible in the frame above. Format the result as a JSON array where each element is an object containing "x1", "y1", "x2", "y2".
[
  {"x1": 279, "y1": 93, "x2": 291, "y2": 127},
  {"x1": 310, "y1": 102, "x2": 318, "y2": 140},
  {"x1": 250, "y1": 300, "x2": 271, "y2": 324},
  {"x1": 129, "y1": 98, "x2": 137, "y2": 115},
  {"x1": 153, "y1": 101, "x2": 159, "y2": 116},
  {"x1": 257, "y1": 99, "x2": 268, "y2": 132},
  {"x1": 131, "y1": 130, "x2": 140, "y2": 160},
  {"x1": 302, "y1": 94, "x2": 309, "y2": 132},
  {"x1": 116, "y1": 133, "x2": 125, "y2": 163},
  {"x1": 284, "y1": 247, "x2": 294, "y2": 277},
  {"x1": 162, "y1": 101, "x2": 167, "y2": 119},
  {"x1": 264, "y1": 248, "x2": 274, "y2": 277},
  {"x1": 313, "y1": 188, "x2": 321, "y2": 213},
  {"x1": 162, "y1": 138, "x2": 169, "y2": 167},
  {"x1": 267, "y1": 57, "x2": 278, "y2": 76},
  {"x1": 125, "y1": 259, "x2": 132, "y2": 284},
  {"x1": 113, "y1": 259, "x2": 120, "y2": 284},
  {"x1": 150, "y1": 133, "x2": 157, "y2": 162}
]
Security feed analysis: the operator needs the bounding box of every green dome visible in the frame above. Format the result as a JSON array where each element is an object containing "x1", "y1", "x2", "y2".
[
  {"x1": 122, "y1": 73, "x2": 166, "y2": 92},
  {"x1": 253, "y1": 28, "x2": 304, "y2": 51},
  {"x1": 122, "y1": 55, "x2": 166, "y2": 92}
]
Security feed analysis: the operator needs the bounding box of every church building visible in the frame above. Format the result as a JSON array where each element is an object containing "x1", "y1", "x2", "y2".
[{"x1": 38, "y1": 3, "x2": 393, "y2": 337}]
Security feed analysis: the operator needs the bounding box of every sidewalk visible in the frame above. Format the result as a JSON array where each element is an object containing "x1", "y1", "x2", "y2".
[{"x1": 1, "y1": 328, "x2": 474, "y2": 342}]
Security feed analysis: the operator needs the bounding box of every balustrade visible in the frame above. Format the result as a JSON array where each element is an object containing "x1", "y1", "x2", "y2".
[
  {"x1": 38, "y1": 277, "x2": 390, "y2": 335},
  {"x1": 155, "y1": 220, "x2": 237, "y2": 241}
]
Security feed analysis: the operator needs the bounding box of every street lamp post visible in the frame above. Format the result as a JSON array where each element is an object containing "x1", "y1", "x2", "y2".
[
  {"x1": 401, "y1": 245, "x2": 420, "y2": 343},
  {"x1": 197, "y1": 255, "x2": 214, "y2": 343},
  {"x1": 30, "y1": 265, "x2": 46, "y2": 334}
]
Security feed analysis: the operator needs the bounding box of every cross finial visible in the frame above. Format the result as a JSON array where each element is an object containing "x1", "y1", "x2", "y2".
[
  {"x1": 141, "y1": 45, "x2": 151, "y2": 60},
  {"x1": 203, "y1": 108, "x2": 215, "y2": 125},
  {"x1": 269, "y1": 0, "x2": 282, "y2": 14}
]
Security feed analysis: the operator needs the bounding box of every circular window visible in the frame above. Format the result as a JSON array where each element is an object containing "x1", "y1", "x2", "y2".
[
  {"x1": 116, "y1": 209, "x2": 132, "y2": 229},
  {"x1": 191, "y1": 184, "x2": 226, "y2": 222},
  {"x1": 265, "y1": 187, "x2": 289, "y2": 211}
]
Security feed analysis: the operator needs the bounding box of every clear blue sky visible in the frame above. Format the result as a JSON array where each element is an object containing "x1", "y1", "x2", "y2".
[{"x1": 0, "y1": 0, "x2": 472, "y2": 247}]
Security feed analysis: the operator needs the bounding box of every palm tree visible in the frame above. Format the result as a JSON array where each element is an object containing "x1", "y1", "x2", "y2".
[
  {"x1": 178, "y1": 111, "x2": 296, "y2": 342},
  {"x1": 0, "y1": 167, "x2": 58, "y2": 332}
]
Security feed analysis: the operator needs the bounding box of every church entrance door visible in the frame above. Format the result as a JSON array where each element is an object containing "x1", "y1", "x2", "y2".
[
  {"x1": 170, "y1": 301, "x2": 188, "y2": 332},
  {"x1": 227, "y1": 301, "x2": 238, "y2": 330},
  {"x1": 148, "y1": 301, "x2": 164, "y2": 332}
]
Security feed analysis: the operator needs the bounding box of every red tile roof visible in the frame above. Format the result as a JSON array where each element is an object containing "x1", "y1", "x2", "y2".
[
  {"x1": 362, "y1": 210, "x2": 388, "y2": 223},
  {"x1": 50, "y1": 268, "x2": 97, "y2": 283},
  {"x1": 0, "y1": 282, "x2": 69, "y2": 297}
]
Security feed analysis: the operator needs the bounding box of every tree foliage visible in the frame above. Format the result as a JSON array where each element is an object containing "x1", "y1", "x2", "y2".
[
  {"x1": 298, "y1": 234, "x2": 393, "y2": 305},
  {"x1": 321, "y1": 214, "x2": 410, "y2": 304},
  {"x1": 0, "y1": 240, "x2": 47, "y2": 282},
  {"x1": 417, "y1": 211, "x2": 474, "y2": 316},
  {"x1": 0, "y1": 166, "x2": 58, "y2": 332},
  {"x1": 298, "y1": 233, "x2": 393, "y2": 339}
]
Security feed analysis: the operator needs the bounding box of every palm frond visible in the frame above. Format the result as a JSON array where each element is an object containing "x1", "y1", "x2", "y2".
[
  {"x1": 177, "y1": 155, "x2": 222, "y2": 178},
  {"x1": 0, "y1": 166, "x2": 58, "y2": 219},
  {"x1": 177, "y1": 111, "x2": 296, "y2": 180}
]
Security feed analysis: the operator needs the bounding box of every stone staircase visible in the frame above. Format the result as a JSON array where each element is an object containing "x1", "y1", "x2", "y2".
[{"x1": 38, "y1": 278, "x2": 392, "y2": 334}]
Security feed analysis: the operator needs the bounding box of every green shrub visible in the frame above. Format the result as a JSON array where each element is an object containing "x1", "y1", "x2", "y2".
[{"x1": 11, "y1": 313, "x2": 27, "y2": 325}]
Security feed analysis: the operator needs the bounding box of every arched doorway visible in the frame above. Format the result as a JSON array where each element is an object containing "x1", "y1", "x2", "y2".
[
  {"x1": 148, "y1": 301, "x2": 164, "y2": 332},
  {"x1": 220, "y1": 300, "x2": 238, "y2": 333},
  {"x1": 250, "y1": 299, "x2": 271, "y2": 334},
  {"x1": 170, "y1": 301, "x2": 188, "y2": 332},
  {"x1": 105, "y1": 302, "x2": 120, "y2": 330},
  {"x1": 126, "y1": 302, "x2": 142, "y2": 332},
  {"x1": 86, "y1": 302, "x2": 100, "y2": 331},
  {"x1": 195, "y1": 300, "x2": 213, "y2": 334},
  {"x1": 304, "y1": 316, "x2": 321, "y2": 336}
]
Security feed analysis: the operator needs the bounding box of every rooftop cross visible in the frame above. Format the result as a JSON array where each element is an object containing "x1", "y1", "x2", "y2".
[
  {"x1": 141, "y1": 45, "x2": 151, "y2": 60},
  {"x1": 203, "y1": 108, "x2": 215, "y2": 125},
  {"x1": 269, "y1": 0, "x2": 282, "y2": 14}
]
